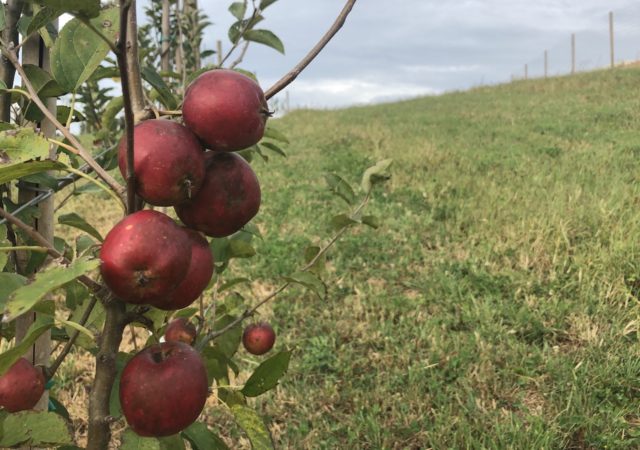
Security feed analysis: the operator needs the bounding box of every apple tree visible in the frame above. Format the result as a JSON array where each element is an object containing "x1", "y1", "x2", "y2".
[{"x1": 0, "y1": 0, "x2": 390, "y2": 448}]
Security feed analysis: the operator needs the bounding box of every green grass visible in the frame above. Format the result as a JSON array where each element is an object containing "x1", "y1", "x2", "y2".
[
  {"x1": 237, "y1": 68, "x2": 640, "y2": 449},
  {"x1": 60, "y1": 67, "x2": 640, "y2": 448}
]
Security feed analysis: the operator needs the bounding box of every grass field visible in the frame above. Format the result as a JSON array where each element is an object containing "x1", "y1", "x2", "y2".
[{"x1": 60, "y1": 67, "x2": 640, "y2": 448}]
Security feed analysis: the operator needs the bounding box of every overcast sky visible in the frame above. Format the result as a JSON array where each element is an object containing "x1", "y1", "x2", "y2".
[{"x1": 140, "y1": 0, "x2": 640, "y2": 108}]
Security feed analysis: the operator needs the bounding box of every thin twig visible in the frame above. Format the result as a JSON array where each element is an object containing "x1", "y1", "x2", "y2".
[
  {"x1": 219, "y1": 4, "x2": 258, "y2": 67},
  {"x1": 197, "y1": 283, "x2": 289, "y2": 350},
  {"x1": 198, "y1": 188, "x2": 372, "y2": 348},
  {"x1": 0, "y1": 245, "x2": 48, "y2": 253},
  {"x1": 46, "y1": 296, "x2": 99, "y2": 380},
  {"x1": 116, "y1": 0, "x2": 137, "y2": 214},
  {"x1": 229, "y1": 40, "x2": 250, "y2": 69},
  {"x1": 265, "y1": 0, "x2": 357, "y2": 100},
  {"x1": 0, "y1": 206, "x2": 104, "y2": 293},
  {"x1": 0, "y1": 44, "x2": 127, "y2": 203}
]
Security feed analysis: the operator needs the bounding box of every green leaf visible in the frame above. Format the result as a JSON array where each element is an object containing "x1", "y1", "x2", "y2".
[
  {"x1": 202, "y1": 346, "x2": 234, "y2": 385},
  {"x1": 361, "y1": 215, "x2": 380, "y2": 229},
  {"x1": 24, "y1": 64, "x2": 67, "y2": 98},
  {"x1": 64, "y1": 279, "x2": 88, "y2": 310},
  {"x1": 0, "y1": 411, "x2": 72, "y2": 447},
  {"x1": 229, "y1": 239, "x2": 256, "y2": 258},
  {"x1": 3, "y1": 256, "x2": 100, "y2": 321},
  {"x1": 51, "y1": 7, "x2": 119, "y2": 91},
  {"x1": 263, "y1": 125, "x2": 289, "y2": 144},
  {"x1": 182, "y1": 422, "x2": 229, "y2": 450},
  {"x1": 218, "y1": 277, "x2": 252, "y2": 293},
  {"x1": 361, "y1": 158, "x2": 393, "y2": 193},
  {"x1": 0, "y1": 273, "x2": 27, "y2": 312},
  {"x1": 259, "y1": 0, "x2": 279, "y2": 10},
  {"x1": 58, "y1": 212, "x2": 103, "y2": 242},
  {"x1": 212, "y1": 314, "x2": 242, "y2": 359},
  {"x1": 325, "y1": 173, "x2": 355, "y2": 205},
  {"x1": 89, "y1": 65, "x2": 120, "y2": 81},
  {"x1": 230, "y1": 405, "x2": 274, "y2": 450},
  {"x1": 27, "y1": 6, "x2": 64, "y2": 36},
  {"x1": 159, "y1": 434, "x2": 186, "y2": 450},
  {"x1": 120, "y1": 429, "x2": 185, "y2": 450},
  {"x1": 243, "y1": 29, "x2": 285, "y2": 54},
  {"x1": 0, "y1": 127, "x2": 51, "y2": 167},
  {"x1": 242, "y1": 350, "x2": 291, "y2": 397},
  {"x1": 101, "y1": 95, "x2": 124, "y2": 131},
  {"x1": 172, "y1": 307, "x2": 198, "y2": 319},
  {"x1": 57, "y1": 105, "x2": 86, "y2": 123},
  {"x1": 48, "y1": 396, "x2": 71, "y2": 421},
  {"x1": 21, "y1": 171, "x2": 59, "y2": 190},
  {"x1": 0, "y1": 250, "x2": 6, "y2": 274},
  {"x1": 284, "y1": 271, "x2": 326, "y2": 300},
  {"x1": 210, "y1": 237, "x2": 231, "y2": 265},
  {"x1": 75, "y1": 234, "x2": 97, "y2": 258},
  {"x1": 303, "y1": 245, "x2": 325, "y2": 275},
  {"x1": 0, "y1": 160, "x2": 65, "y2": 185},
  {"x1": 141, "y1": 66, "x2": 178, "y2": 110},
  {"x1": 260, "y1": 142, "x2": 286, "y2": 158},
  {"x1": 0, "y1": 5, "x2": 6, "y2": 32},
  {"x1": 0, "y1": 315, "x2": 53, "y2": 376},
  {"x1": 68, "y1": 297, "x2": 104, "y2": 350},
  {"x1": 211, "y1": 236, "x2": 255, "y2": 265},
  {"x1": 330, "y1": 213, "x2": 359, "y2": 231},
  {"x1": 120, "y1": 429, "x2": 162, "y2": 450},
  {"x1": 30, "y1": 0, "x2": 101, "y2": 18},
  {"x1": 229, "y1": 2, "x2": 247, "y2": 20},
  {"x1": 57, "y1": 316, "x2": 94, "y2": 340}
]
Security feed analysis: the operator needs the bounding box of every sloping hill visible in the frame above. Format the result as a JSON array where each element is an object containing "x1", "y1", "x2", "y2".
[{"x1": 247, "y1": 67, "x2": 640, "y2": 448}]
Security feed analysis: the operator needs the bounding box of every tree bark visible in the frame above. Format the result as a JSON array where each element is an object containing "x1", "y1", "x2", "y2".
[{"x1": 0, "y1": 0, "x2": 24, "y2": 120}]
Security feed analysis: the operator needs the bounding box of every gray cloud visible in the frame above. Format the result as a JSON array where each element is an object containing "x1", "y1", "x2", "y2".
[{"x1": 139, "y1": 0, "x2": 640, "y2": 108}]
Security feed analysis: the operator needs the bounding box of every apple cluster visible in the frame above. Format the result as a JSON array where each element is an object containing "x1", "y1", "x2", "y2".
[
  {"x1": 99, "y1": 69, "x2": 271, "y2": 436},
  {"x1": 101, "y1": 69, "x2": 266, "y2": 311}
]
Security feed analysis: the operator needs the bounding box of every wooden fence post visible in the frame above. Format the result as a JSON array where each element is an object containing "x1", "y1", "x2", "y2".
[
  {"x1": 571, "y1": 33, "x2": 576, "y2": 74},
  {"x1": 161, "y1": 0, "x2": 171, "y2": 72},
  {"x1": 609, "y1": 11, "x2": 615, "y2": 68},
  {"x1": 544, "y1": 50, "x2": 548, "y2": 78},
  {"x1": 15, "y1": 16, "x2": 58, "y2": 445}
]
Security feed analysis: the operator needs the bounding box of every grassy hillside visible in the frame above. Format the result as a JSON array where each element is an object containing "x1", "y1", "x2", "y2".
[{"x1": 61, "y1": 67, "x2": 640, "y2": 448}]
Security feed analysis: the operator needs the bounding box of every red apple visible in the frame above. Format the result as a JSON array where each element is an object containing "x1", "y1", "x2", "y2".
[
  {"x1": 175, "y1": 152, "x2": 261, "y2": 237},
  {"x1": 100, "y1": 210, "x2": 192, "y2": 305},
  {"x1": 155, "y1": 228, "x2": 213, "y2": 311},
  {"x1": 0, "y1": 358, "x2": 45, "y2": 412},
  {"x1": 242, "y1": 322, "x2": 276, "y2": 355},
  {"x1": 119, "y1": 341, "x2": 209, "y2": 437},
  {"x1": 182, "y1": 69, "x2": 270, "y2": 152},
  {"x1": 164, "y1": 318, "x2": 197, "y2": 345},
  {"x1": 164, "y1": 317, "x2": 196, "y2": 345},
  {"x1": 117, "y1": 119, "x2": 205, "y2": 206}
]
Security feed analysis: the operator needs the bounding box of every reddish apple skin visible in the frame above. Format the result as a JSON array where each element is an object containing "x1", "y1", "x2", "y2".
[
  {"x1": 156, "y1": 229, "x2": 214, "y2": 311},
  {"x1": 164, "y1": 318, "x2": 197, "y2": 345},
  {"x1": 117, "y1": 119, "x2": 205, "y2": 206},
  {"x1": 175, "y1": 152, "x2": 261, "y2": 238},
  {"x1": 119, "y1": 342, "x2": 208, "y2": 437},
  {"x1": 100, "y1": 210, "x2": 192, "y2": 305},
  {"x1": 242, "y1": 322, "x2": 276, "y2": 355},
  {"x1": 182, "y1": 69, "x2": 269, "y2": 152},
  {"x1": 0, "y1": 358, "x2": 45, "y2": 412}
]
